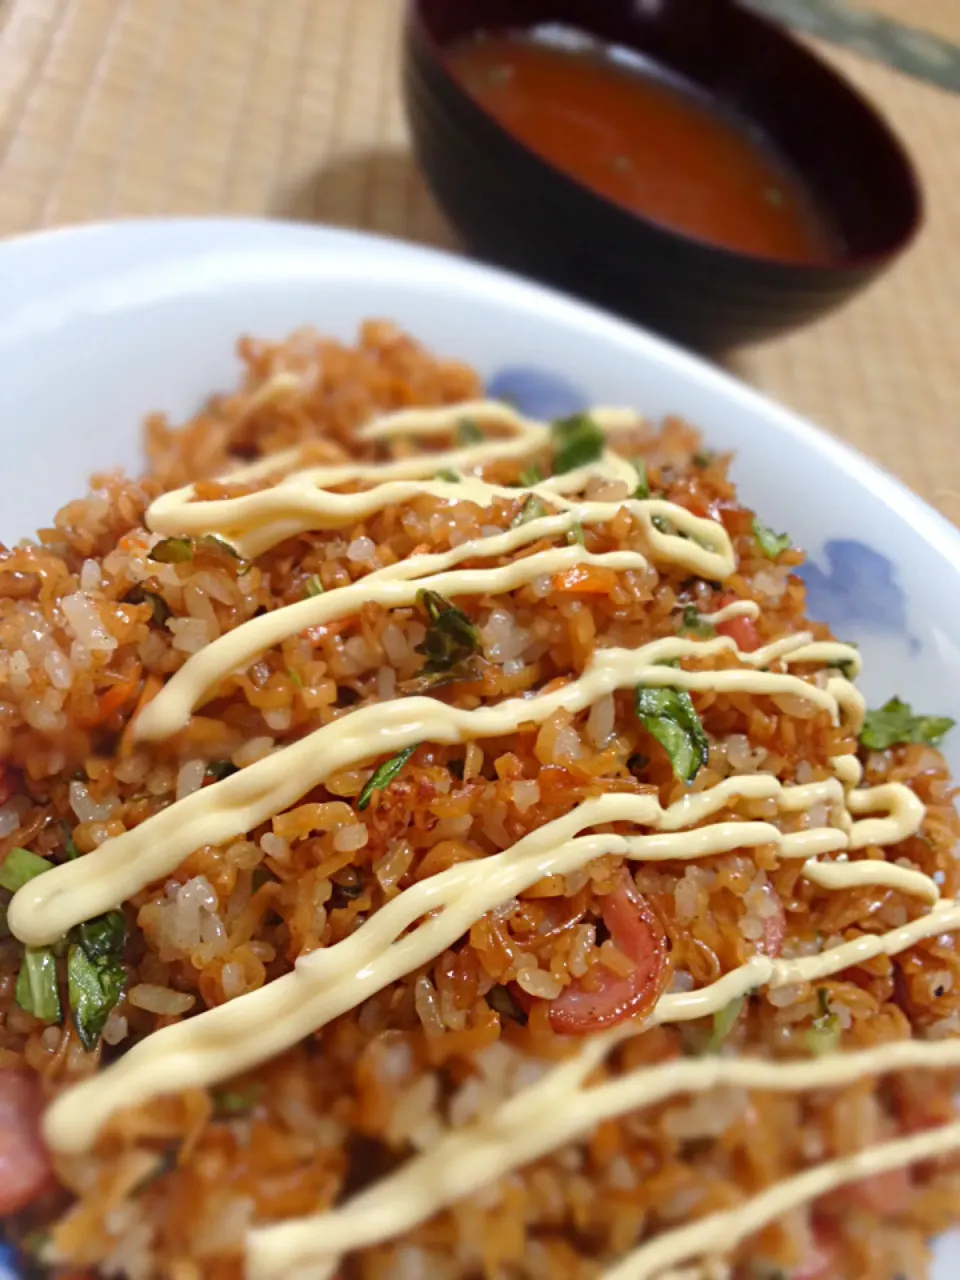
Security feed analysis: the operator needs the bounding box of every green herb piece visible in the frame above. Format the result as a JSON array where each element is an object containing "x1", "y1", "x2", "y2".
[
  {"x1": 357, "y1": 744, "x2": 419, "y2": 811},
  {"x1": 20, "y1": 1230, "x2": 51, "y2": 1259},
  {"x1": 517, "y1": 464, "x2": 543, "y2": 487},
  {"x1": 829, "y1": 658, "x2": 857, "y2": 680},
  {"x1": 805, "y1": 988, "x2": 841, "y2": 1056},
  {"x1": 67, "y1": 943, "x2": 125, "y2": 1052},
  {"x1": 633, "y1": 458, "x2": 649, "y2": 499},
  {"x1": 752, "y1": 520, "x2": 791, "y2": 559},
  {"x1": 678, "y1": 605, "x2": 715, "y2": 639},
  {"x1": 860, "y1": 697, "x2": 955, "y2": 751},
  {"x1": 0, "y1": 847, "x2": 51, "y2": 893},
  {"x1": 148, "y1": 536, "x2": 193, "y2": 564},
  {"x1": 486, "y1": 984, "x2": 527, "y2": 1025},
  {"x1": 132, "y1": 1147, "x2": 178, "y2": 1195},
  {"x1": 75, "y1": 910, "x2": 126, "y2": 961},
  {"x1": 62, "y1": 821, "x2": 81, "y2": 861},
  {"x1": 330, "y1": 867, "x2": 364, "y2": 905},
  {"x1": 651, "y1": 514, "x2": 670, "y2": 534},
  {"x1": 197, "y1": 534, "x2": 244, "y2": 562},
  {"x1": 634, "y1": 686, "x2": 709, "y2": 783},
  {"x1": 400, "y1": 661, "x2": 480, "y2": 695},
  {"x1": 206, "y1": 760, "x2": 238, "y2": 782},
  {"x1": 287, "y1": 667, "x2": 304, "y2": 690},
  {"x1": 707, "y1": 995, "x2": 744, "y2": 1053},
  {"x1": 566, "y1": 521, "x2": 586, "y2": 546},
  {"x1": 123, "y1": 586, "x2": 171, "y2": 626},
  {"x1": 457, "y1": 418, "x2": 484, "y2": 445},
  {"x1": 304, "y1": 574, "x2": 325, "y2": 598},
  {"x1": 510, "y1": 494, "x2": 549, "y2": 528},
  {"x1": 692, "y1": 451, "x2": 715, "y2": 469},
  {"x1": 415, "y1": 590, "x2": 480, "y2": 673},
  {"x1": 551, "y1": 413, "x2": 604, "y2": 475},
  {"x1": 435, "y1": 469, "x2": 460, "y2": 483},
  {"x1": 215, "y1": 1083, "x2": 262, "y2": 1115},
  {"x1": 15, "y1": 948, "x2": 61, "y2": 1024}
]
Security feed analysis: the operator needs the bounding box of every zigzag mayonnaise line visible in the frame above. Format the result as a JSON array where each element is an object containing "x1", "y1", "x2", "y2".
[
  {"x1": 38, "y1": 779, "x2": 929, "y2": 1156},
  {"x1": 12, "y1": 636, "x2": 861, "y2": 945},
  {"x1": 8, "y1": 398, "x2": 949, "y2": 1280},
  {"x1": 244, "y1": 1036, "x2": 960, "y2": 1280}
]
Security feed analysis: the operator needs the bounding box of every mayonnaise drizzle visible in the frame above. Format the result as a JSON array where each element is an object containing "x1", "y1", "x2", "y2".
[
  {"x1": 245, "y1": 1036, "x2": 960, "y2": 1280},
  {"x1": 36, "y1": 775, "x2": 930, "y2": 1156},
  {"x1": 10, "y1": 399, "x2": 955, "y2": 1280},
  {"x1": 10, "y1": 636, "x2": 861, "y2": 945}
]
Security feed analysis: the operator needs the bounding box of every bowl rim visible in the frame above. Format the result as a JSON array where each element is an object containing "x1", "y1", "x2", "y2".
[
  {"x1": 405, "y1": 0, "x2": 924, "y2": 274},
  {"x1": 0, "y1": 213, "x2": 955, "y2": 572}
]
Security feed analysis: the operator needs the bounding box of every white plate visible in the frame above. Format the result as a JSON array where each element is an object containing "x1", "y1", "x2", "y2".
[{"x1": 0, "y1": 217, "x2": 957, "y2": 1278}]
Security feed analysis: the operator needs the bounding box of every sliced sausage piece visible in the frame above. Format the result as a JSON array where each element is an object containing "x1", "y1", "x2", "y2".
[
  {"x1": 548, "y1": 872, "x2": 668, "y2": 1035},
  {"x1": 0, "y1": 1068, "x2": 53, "y2": 1214}
]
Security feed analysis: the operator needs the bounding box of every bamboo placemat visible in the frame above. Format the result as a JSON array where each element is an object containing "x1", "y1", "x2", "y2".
[{"x1": 0, "y1": 0, "x2": 957, "y2": 520}]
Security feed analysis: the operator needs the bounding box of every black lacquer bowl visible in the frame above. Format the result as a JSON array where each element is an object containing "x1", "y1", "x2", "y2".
[{"x1": 403, "y1": 0, "x2": 922, "y2": 351}]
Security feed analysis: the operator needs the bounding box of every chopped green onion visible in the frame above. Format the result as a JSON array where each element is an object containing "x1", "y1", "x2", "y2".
[
  {"x1": 633, "y1": 458, "x2": 649, "y2": 499},
  {"x1": 15, "y1": 948, "x2": 61, "y2": 1024},
  {"x1": 435, "y1": 469, "x2": 460, "y2": 483},
  {"x1": 62, "y1": 821, "x2": 81, "y2": 861},
  {"x1": 860, "y1": 697, "x2": 955, "y2": 750},
  {"x1": 707, "y1": 995, "x2": 744, "y2": 1052},
  {"x1": 551, "y1": 413, "x2": 604, "y2": 475},
  {"x1": 510, "y1": 494, "x2": 549, "y2": 528},
  {"x1": 635, "y1": 686, "x2": 709, "y2": 783},
  {"x1": 651, "y1": 514, "x2": 671, "y2": 534},
  {"x1": 123, "y1": 586, "x2": 171, "y2": 626},
  {"x1": 206, "y1": 760, "x2": 238, "y2": 782},
  {"x1": 287, "y1": 667, "x2": 304, "y2": 690},
  {"x1": 692, "y1": 451, "x2": 715, "y2": 469},
  {"x1": 517, "y1": 464, "x2": 543, "y2": 487},
  {"x1": 197, "y1": 534, "x2": 244, "y2": 562},
  {"x1": 566, "y1": 521, "x2": 586, "y2": 546},
  {"x1": 67, "y1": 943, "x2": 125, "y2": 1052},
  {"x1": 148, "y1": 536, "x2": 193, "y2": 564},
  {"x1": 215, "y1": 1083, "x2": 262, "y2": 1115},
  {"x1": 304, "y1": 574, "x2": 324, "y2": 598},
  {"x1": 805, "y1": 988, "x2": 841, "y2": 1056},
  {"x1": 457, "y1": 418, "x2": 484, "y2": 445},
  {"x1": 752, "y1": 520, "x2": 791, "y2": 559},
  {"x1": 415, "y1": 590, "x2": 480, "y2": 673},
  {"x1": 0, "y1": 847, "x2": 51, "y2": 893},
  {"x1": 75, "y1": 910, "x2": 126, "y2": 961},
  {"x1": 357, "y1": 744, "x2": 419, "y2": 811},
  {"x1": 678, "y1": 605, "x2": 715, "y2": 639}
]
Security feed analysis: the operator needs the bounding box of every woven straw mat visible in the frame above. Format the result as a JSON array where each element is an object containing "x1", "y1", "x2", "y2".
[{"x1": 0, "y1": 0, "x2": 957, "y2": 520}]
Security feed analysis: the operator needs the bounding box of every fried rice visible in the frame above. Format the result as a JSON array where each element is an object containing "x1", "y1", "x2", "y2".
[{"x1": 0, "y1": 320, "x2": 959, "y2": 1280}]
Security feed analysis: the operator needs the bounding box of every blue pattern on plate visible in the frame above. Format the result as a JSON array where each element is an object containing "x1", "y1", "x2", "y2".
[
  {"x1": 0, "y1": 1242, "x2": 22, "y2": 1280},
  {"x1": 484, "y1": 378, "x2": 919, "y2": 657},
  {"x1": 486, "y1": 367, "x2": 587, "y2": 420},
  {"x1": 800, "y1": 539, "x2": 919, "y2": 651}
]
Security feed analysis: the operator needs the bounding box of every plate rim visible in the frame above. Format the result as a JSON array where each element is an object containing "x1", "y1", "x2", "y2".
[{"x1": 0, "y1": 213, "x2": 957, "y2": 570}]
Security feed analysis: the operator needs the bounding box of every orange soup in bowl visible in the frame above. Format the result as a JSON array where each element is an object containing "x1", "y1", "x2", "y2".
[{"x1": 448, "y1": 28, "x2": 837, "y2": 264}]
